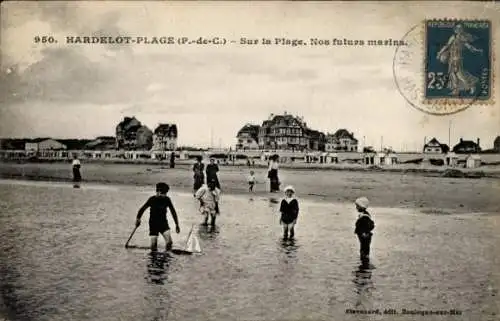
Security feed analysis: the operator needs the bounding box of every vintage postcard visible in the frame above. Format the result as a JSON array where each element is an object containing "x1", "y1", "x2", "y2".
[{"x1": 0, "y1": 1, "x2": 499, "y2": 321}]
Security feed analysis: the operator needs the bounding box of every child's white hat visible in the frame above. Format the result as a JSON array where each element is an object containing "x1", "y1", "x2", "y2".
[
  {"x1": 284, "y1": 185, "x2": 295, "y2": 193},
  {"x1": 355, "y1": 197, "x2": 369, "y2": 209}
]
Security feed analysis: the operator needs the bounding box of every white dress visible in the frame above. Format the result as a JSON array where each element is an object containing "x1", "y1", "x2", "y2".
[{"x1": 195, "y1": 185, "x2": 221, "y2": 215}]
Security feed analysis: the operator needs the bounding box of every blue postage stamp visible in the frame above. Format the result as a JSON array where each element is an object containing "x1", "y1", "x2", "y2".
[{"x1": 424, "y1": 19, "x2": 492, "y2": 103}]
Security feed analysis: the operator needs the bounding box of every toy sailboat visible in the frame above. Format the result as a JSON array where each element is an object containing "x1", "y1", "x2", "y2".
[
  {"x1": 171, "y1": 225, "x2": 201, "y2": 255},
  {"x1": 185, "y1": 229, "x2": 202, "y2": 253}
]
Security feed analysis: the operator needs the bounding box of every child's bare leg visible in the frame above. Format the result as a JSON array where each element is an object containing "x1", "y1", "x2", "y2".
[
  {"x1": 150, "y1": 236, "x2": 158, "y2": 251},
  {"x1": 202, "y1": 213, "x2": 209, "y2": 225},
  {"x1": 161, "y1": 231, "x2": 173, "y2": 251},
  {"x1": 289, "y1": 224, "x2": 295, "y2": 239},
  {"x1": 283, "y1": 225, "x2": 288, "y2": 240}
]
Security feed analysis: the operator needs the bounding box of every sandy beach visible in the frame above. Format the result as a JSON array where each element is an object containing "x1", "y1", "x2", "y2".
[{"x1": 0, "y1": 161, "x2": 499, "y2": 214}]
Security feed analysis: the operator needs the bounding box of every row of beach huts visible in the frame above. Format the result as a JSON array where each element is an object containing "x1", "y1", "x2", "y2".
[{"x1": 0, "y1": 149, "x2": 489, "y2": 169}]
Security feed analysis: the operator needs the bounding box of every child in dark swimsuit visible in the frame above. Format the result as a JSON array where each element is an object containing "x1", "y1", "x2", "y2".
[
  {"x1": 279, "y1": 186, "x2": 299, "y2": 240},
  {"x1": 354, "y1": 197, "x2": 375, "y2": 261},
  {"x1": 136, "y1": 182, "x2": 181, "y2": 251}
]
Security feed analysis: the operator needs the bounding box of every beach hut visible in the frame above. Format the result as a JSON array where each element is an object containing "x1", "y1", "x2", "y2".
[
  {"x1": 384, "y1": 153, "x2": 398, "y2": 166},
  {"x1": 374, "y1": 153, "x2": 386, "y2": 166},
  {"x1": 306, "y1": 152, "x2": 320, "y2": 163},
  {"x1": 327, "y1": 152, "x2": 339, "y2": 164},
  {"x1": 466, "y1": 154, "x2": 481, "y2": 168},
  {"x1": 445, "y1": 152, "x2": 458, "y2": 167},
  {"x1": 364, "y1": 152, "x2": 376, "y2": 165}
]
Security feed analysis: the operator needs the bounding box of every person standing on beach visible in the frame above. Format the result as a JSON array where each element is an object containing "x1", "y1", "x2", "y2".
[
  {"x1": 267, "y1": 155, "x2": 280, "y2": 192},
  {"x1": 193, "y1": 156, "x2": 205, "y2": 196},
  {"x1": 354, "y1": 197, "x2": 375, "y2": 261},
  {"x1": 206, "y1": 158, "x2": 221, "y2": 190},
  {"x1": 169, "y1": 152, "x2": 175, "y2": 169},
  {"x1": 195, "y1": 179, "x2": 221, "y2": 226},
  {"x1": 279, "y1": 186, "x2": 299, "y2": 240},
  {"x1": 71, "y1": 155, "x2": 82, "y2": 183},
  {"x1": 136, "y1": 182, "x2": 181, "y2": 251},
  {"x1": 248, "y1": 170, "x2": 257, "y2": 193}
]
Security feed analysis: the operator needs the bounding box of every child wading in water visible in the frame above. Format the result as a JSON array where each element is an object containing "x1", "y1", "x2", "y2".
[
  {"x1": 195, "y1": 179, "x2": 221, "y2": 226},
  {"x1": 136, "y1": 183, "x2": 180, "y2": 251},
  {"x1": 354, "y1": 197, "x2": 375, "y2": 260},
  {"x1": 279, "y1": 186, "x2": 299, "y2": 240}
]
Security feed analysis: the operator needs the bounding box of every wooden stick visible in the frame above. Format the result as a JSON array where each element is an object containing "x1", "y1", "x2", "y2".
[{"x1": 124, "y1": 226, "x2": 139, "y2": 248}]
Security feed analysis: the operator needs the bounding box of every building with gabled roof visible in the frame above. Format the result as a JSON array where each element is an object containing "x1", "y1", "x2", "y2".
[
  {"x1": 152, "y1": 123, "x2": 178, "y2": 151},
  {"x1": 423, "y1": 137, "x2": 449, "y2": 154},
  {"x1": 325, "y1": 129, "x2": 358, "y2": 152},
  {"x1": 236, "y1": 124, "x2": 260, "y2": 150},
  {"x1": 452, "y1": 138, "x2": 481, "y2": 154},
  {"x1": 25, "y1": 138, "x2": 67, "y2": 151},
  {"x1": 116, "y1": 116, "x2": 153, "y2": 150},
  {"x1": 257, "y1": 112, "x2": 316, "y2": 151}
]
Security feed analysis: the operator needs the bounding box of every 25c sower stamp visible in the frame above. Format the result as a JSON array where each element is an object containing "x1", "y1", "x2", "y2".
[{"x1": 393, "y1": 19, "x2": 494, "y2": 115}]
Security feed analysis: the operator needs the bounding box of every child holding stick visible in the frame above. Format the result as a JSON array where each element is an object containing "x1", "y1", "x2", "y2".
[{"x1": 136, "y1": 182, "x2": 181, "y2": 251}]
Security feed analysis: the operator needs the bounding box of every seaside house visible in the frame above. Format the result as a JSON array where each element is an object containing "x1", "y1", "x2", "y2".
[
  {"x1": 258, "y1": 113, "x2": 312, "y2": 151},
  {"x1": 466, "y1": 154, "x2": 481, "y2": 168},
  {"x1": 152, "y1": 124, "x2": 178, "y2": 151},
  {"x1": 307, "y1": 129, "x2": 326, "y2": 152},
  {"x1": 116, "y1": 116, "x2": 153, "y2": 151},
  {"x1": 236, "y1": 124, "x2": 260, "y2": 150},
  {"x1": 25, "y1": 138, "x2": 67, "y2": 152},
  {"x1": 325, "y1": 129, "x2": 358, "y2": 152},
  {"x1": 452, "y1": 138, "x2": 481, "y2": 154},
  {"x1": 423, "y1": 137, "x2": 449, "y2": 154},
  {"x1": 494, "y1": 136, "x2": 500, "y2": 152}
]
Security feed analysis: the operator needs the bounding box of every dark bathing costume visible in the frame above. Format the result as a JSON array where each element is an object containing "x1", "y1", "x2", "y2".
[
  {"x1": 140, "y1": 195, "x2": 176, "y2": 236},
  {"x1": 279, "y1": 198, "x2": 299, "y2": 224}
]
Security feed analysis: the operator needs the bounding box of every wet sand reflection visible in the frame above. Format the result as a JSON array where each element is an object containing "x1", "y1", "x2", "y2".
[
  {"x1": 146, "y1": 251, "x2": 170, "y2": 285},
  {"x1": 352, "y1": 259, "x2": 375, "y2": 308}
]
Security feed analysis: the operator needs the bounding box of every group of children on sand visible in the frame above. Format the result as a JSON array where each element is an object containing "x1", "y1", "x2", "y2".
[{"x1": 135, "y1": 180, "x2": 375, "y2": 260}]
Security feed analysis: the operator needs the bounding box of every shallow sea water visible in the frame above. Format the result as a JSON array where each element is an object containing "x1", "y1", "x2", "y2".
[{"x1": 0, "y1": 179, "x2": 499, "y2": 321}]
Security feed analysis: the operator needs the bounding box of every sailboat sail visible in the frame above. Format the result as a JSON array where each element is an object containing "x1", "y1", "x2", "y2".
[
  {"x1": 185, "y1": 230, "x2": 202, "y2": 253},
  {"x1": 192, "y1": 235, "x2": 201, "y2": 253}
]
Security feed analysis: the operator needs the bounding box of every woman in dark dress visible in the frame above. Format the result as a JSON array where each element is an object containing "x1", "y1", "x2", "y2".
[
  {"x1": 169, "y1": 152, "x2": 175, "y2": 168},
  {"x1": 72, "y1": 155, "x2": 82, "y2": 182},
  {"x1": 267, "y1": 155, "x2": 280, "y2": 192},
  {"x1": 193, "y1": 156, "x2": 205, "y2": 195},
  {"x1": 206, "y1": 158, "x2": 221, "y2": 190}
]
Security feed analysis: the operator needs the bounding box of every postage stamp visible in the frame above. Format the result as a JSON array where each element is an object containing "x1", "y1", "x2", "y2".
[
  {"x1": 393, "y1": 19, "x2": 495, "y2": 115},
  {"x1": 425, "y1": 20, "x2": 492, "y2": 102}
]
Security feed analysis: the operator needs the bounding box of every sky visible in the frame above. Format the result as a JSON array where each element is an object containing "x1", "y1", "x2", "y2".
[{"x1": 0, "y1": 1, "x2": 499, "y2": 150}]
